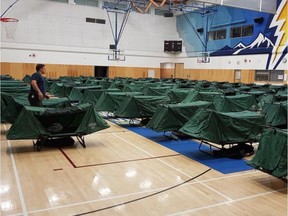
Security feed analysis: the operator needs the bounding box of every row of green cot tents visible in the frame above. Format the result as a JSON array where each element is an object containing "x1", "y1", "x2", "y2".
[
  {"x1": 2, "y1": 75, "x2": 287, "y2": 124},
  {"x1": 2, "y1": 75, "x2": 287, "y2": 129},
  {"x1": 1, "y1": 75, "x2": 287, "y2": 180}
]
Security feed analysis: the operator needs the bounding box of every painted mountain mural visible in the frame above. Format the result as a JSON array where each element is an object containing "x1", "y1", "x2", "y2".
[{"x1": 211, "y1": 33, "x2": 275, "y2": 56}]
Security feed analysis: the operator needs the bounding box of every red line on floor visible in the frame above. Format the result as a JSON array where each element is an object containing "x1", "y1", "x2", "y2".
[
  {"x1": 59, "y1": 148, "x2": 180, "y2": 168},
  {"x1": 75, "y1": 154, "x2": 181, "y2": 168}
]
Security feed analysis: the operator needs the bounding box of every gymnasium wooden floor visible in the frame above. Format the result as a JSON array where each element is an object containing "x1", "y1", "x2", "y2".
[{"x1": 1, "y1": 121, "x2": 287, "y2": 216}]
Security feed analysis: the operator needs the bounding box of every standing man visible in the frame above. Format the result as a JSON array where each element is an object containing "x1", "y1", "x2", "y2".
[{"x1": 28, "y1": 64, "x2": 49, "y2": 106}]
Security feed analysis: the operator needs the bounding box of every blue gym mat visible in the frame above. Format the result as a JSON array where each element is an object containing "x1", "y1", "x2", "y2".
[{"x1": 118, "y1": 122, "x2": 253, "y2": 174}]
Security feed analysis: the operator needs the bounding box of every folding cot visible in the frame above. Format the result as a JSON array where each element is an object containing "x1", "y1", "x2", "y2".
[
  {"x1": 114, "y1": 95, "x2": 170, "y2": 124},
  {"x1": 247, "y1": 127, "x2": 287, "y2": 182},
  {"x1": 6, "y1": 103, "x2": 110, "y2": 151},
  {"x1": 146, "y1": 101, "x2": 213, "y2": 132},
  {"x1": 179, "y1": 109, "x2": 266, "y2": 156}
]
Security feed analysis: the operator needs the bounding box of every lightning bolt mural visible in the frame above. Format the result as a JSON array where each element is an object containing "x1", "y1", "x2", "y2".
[{"x1": 267, "y1": 0, "x2": 287, "y2": 69}]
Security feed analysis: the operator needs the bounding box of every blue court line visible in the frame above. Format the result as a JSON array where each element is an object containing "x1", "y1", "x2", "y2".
[{"x1": 115, "y1": 122, "x2": 252, "y2": 174}]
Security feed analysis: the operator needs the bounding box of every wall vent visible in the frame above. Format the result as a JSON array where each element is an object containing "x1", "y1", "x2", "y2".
[
  {"x1": 96, "y1": 19, "x2": 106, "y2": 24},
  {"x1": 86, "y1": 18, "x2": 106, "y2": 24}
]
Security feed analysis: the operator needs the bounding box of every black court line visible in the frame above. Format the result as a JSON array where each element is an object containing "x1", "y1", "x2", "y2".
[
  {"x1": 73, "y1": 168, "x2": 211, "y2": 215},
  {"x1": 59, "y1": 148, "x2": 181, "y2": 169}
]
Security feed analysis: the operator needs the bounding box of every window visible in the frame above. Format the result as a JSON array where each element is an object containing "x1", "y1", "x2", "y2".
[
  {"x1": 231, "y1": 25, "x2": 254, "y2": 38},
  {"x1": 255, "y1": 70, "x2": 284, "y2": 82},
  {"x1": 75, "y1": 0, "x2": 98, "y2": 6},
  {"x1": 51, "y1": 0, "x2": 68, "y2": 2},
  {"x1": 231, "y1": 27, "x2": 241, "y2": 38},
  {"x1": 208, "y1": 29, "x2": 226, "y2": 40},
  {"x1": 242, "y1": 25, "x2": 253, "y2": 37},
  {"x1": 155, "y1": 9, "x2": 170, "y2": 16}
]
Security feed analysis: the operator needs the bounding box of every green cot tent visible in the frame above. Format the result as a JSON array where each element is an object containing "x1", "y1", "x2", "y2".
[
  {"x1": 80, "y1": 88, "x2": 121, "y2": 104},
  {"x1": 114, "y1": 95, "x2": 170, "y2": 118},
  {"x1": 179, "y1": 109, "x2": 266, "y2": 145},
  {"x1": 262, "y1": 102, "x2": 287, "y2": 128},
  {"x1": 68, "y1": 85, "x2": 102, "y2": 102},
  {"x1": 245, "y1": 91, "x2": 266, "y2": 102},
  {"x1": 6, "y1": 103, "x2": 110, "y2": 144},
  {"x1": 213, "y1": 94, "x2": 258, "y2": 112},
  {"x1": 95, "y1": 92, "x2": 143, "y2": 112},
  {"x1": 1, "y1": 80, "x2": 28, "y2": 87},
  {"x1": 146, "y1": 101, "x2": 213, "y2": 132},
  {"x1": 0, "y1": 86, "x2": 30, "y2": 93},
  {"x1": 247, "y1": 128, "x2": 287, "y2": 179},
  {"x1": 181, "y1": 91, "x2": 223, "y2": 103},
  {"x1": 166, "y1": 89, "x2": 192, "y2": 104},
  {"x1": 143, "y1": 86, "x2": 171, "y2": 96},
  {"x1": 0, "y1": 75, "x2": 13, "y2": 80},
  {"x1": 49, "y1": 82, "x2": 75, "y2": 97},
  {"x1": 1, "y1": 93, "x2": 71, "y2": 123},
  {"x1": 194, "y1": 82, "x2": 218, "y2": 92},
  {"x1": 257, "y1": 94, "x2": 276, "y2": 108},
  {"x1": 122, "y1": 83, "x2": 146, "y2": 92}
]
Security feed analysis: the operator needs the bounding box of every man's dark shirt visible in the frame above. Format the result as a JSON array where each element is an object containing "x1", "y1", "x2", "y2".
[{"x1": 30, "y1": 72, "x2": 46, "y2": 95}]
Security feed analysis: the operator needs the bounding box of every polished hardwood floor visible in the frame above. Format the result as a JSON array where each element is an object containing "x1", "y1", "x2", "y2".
[{"x1": 1, "y1": 121, "x2": 287, "y2": 216}]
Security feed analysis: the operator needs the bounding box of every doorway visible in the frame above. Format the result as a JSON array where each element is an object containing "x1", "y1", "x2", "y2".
[{"x1": 94, "y1": 66, "x2": 108, "y2": 77}]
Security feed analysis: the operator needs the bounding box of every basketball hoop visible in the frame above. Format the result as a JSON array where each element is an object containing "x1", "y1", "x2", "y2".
[
  {"x1": 197, "y1": 52, "x2": 210, "y2": 64},
  {"x1": 108, "y1": 49, "x2": 126, "y2": 61},
  {"x1": 0, "y1": 17, "x2": 19, "y2": 39}
]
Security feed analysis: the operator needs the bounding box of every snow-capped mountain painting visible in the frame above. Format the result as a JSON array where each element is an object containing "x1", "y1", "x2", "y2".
[
  {"x1": 233, "y1": 33, "x2": 275, "y2": 54},
  {"x1": 211, "y1": 32, "x2": 275, "y2": 56}
]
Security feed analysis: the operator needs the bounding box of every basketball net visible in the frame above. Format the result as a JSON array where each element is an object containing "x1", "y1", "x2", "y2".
[{"x1": 0, "y1": 18, "x2": 19, "y2": 39}]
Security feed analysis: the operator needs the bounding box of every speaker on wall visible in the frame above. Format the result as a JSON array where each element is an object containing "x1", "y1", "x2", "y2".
[
  {"x1": 174, "y1": 41, "x2": 182, "y2": 52},
  {"x1": 254, "y1": 17, "x2": 264, "y2": 23},
  {"x1": 197, "y1": 28, "x2": 204, "y2": 33},
  {"x1": 164, "y1": 41, "x2": 172, "y2": 52}
]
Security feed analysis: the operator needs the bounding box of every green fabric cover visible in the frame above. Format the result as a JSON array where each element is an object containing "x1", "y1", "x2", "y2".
[
  {"x1": 182, "y1": 91, "x2": 223, "y2": 103},
  {"x1": 95, "y1": 92, "x2": 143, "y2": 112},
  {"x1": 68, "y1": 86, "x2": 102, "y2": 102},
  {"x1": 166, "y1": 89, "x2": 192, "y2": 104},
  {"x1": 146, "y1": 101, "x2": 213, "y2": 132},
  {"x1": 122, "y1": 83, "x2": 146, "y2": 92},
  {"x1": 6, "y1": 103, "x2": 109, "y2": 140},
  {"x1": 80, "y1": 88, "x2": 121, "y2": 104},
  {"x1": 115, "y1": 95, "x2": 170, "y2": 118},
  {"x1": 143, "y1": 86, "x2": 171, "y2": 96},
  {"x1": 0, "y1": 86, "x2": 30, "y2": 93},
  {"x1": 245, "y1": 91, "x2": 266, "y2": 102},
  {"x1": 1, "y1": 93, "x2": 71, "y2": 123},
  {"x1": 262, "y1": 102, "x2": 287, "y2": 127},
  {"x1": 49, "y1": 82, "x2": 75, "y2": 97},
  {"x1": 179, "y1": 110, "x2": 266, "y2": 145},
  {"x1": 1, "y1": 80, "x2": 27, "y2": 87},
  {"x1": 247, "y1": 128, "x2": 287, "y2": 178},
  {"x1": 214, "y1": 94, "x2": 258, "y2": 112},
  {"x1": 258, "y1": 94, "x2": 276, "y2": 108}
]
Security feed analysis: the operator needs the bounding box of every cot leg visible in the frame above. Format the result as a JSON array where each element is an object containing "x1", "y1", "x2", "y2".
[
  {"x1": 76, "y1": 136, "x2": 86, "y2": 148},
  {"x1": 33, "y1": 136, "x2": 47, "y2": 151}
]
